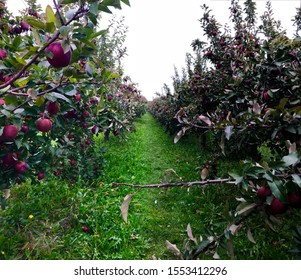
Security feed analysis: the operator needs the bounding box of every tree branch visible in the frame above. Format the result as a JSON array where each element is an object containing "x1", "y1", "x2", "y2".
[
  {"x1": 113, "y1": 178, "x2": 231, "y2": 189},
  {"x1": 53, "y1": 0, "x2": 65, "y2": 26}
]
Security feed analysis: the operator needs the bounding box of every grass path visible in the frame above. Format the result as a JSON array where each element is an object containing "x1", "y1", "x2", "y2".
[
  {"x1": 1, "y1": 113, "x2": 296, "y2": 260},
  {"x1": 102, "y1": 112, "x2": 207, "y2": 258}
]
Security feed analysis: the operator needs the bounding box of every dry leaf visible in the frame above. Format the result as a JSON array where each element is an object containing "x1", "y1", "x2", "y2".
[
  {"x1": 201, "y1": 167, "x2": 209, "y2": 180},
  {"x1": 247, "y1": 228, "x2": 256, "y2": 244},
  {"x1": 187, "y1": 224, "x2": 198, "y2": 245},
  {"x1": 198, "y1": 115, "x2": 211, "y2": 126},
  {"x1": 166, "y1": 240, "x2": 183, "y2": 259},
  {"x1": 121, "y1": 194, "x2": 133, "y2": 223}
]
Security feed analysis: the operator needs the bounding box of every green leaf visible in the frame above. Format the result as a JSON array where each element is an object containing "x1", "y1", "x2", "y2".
[
  {"x1": 229, "y1": 172, "x2": 243, "y2": 185},
  {"x1": 91, "y1": 29, "x2": 108, "y2": 39},
  {"x1": 24, "y1": 17, "x2": 46, "y2": 30},
  {"x1": 101, "y1": 0, "x2": 122, "y2": 9},
  {"x1": 46, "y1": 22, "x2": 55, "y2": 33},
  {"x1": 12, "y1": 36, "x2": 22, "y2": 48},
  {"x1": 282, "y1": 153, "x2": 299, "y2": 167},
  {"x1": 292, "y1": 174, "x2": 301, "y2": 188},
  {"x1": 98, "y1": 4, "x2": 112, "y2": 13},
  {"x1": 60, "y1": 26, "x2": 71, "y2": 37},
  {"x1": 46, "y1": 5, "x2": 56, "y2": 24},
  {"x1": 264, "y1": 171, "x2": 285, "y2": 201},
  {"x1": 89, "y1": 2, "x2": 99, "y2": 15},
  {"x1": 121, "y1": 0, "x2": 130, "y2": 6},
  {"x1": 14, "y1": 77, "x2": 29, "y2": 87}
]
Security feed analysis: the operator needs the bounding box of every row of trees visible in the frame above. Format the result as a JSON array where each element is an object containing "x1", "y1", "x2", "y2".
[
  {"x1": 148, "y1": 0, "x2": 301, "y2": 258},
  {"x1": 0, "y1": 0, "x2": 146, "y2": 208}
]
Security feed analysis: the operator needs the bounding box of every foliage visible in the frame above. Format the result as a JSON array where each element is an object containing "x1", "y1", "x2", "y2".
[
  {"x1": 148, "y1": 0, "x2": 301, "y2": 259},
  {"x1": 0, "y1": 0, "x2": 147, "y2": 208}
]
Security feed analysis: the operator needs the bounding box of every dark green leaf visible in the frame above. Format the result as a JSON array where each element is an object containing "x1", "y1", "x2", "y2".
[
  {"x1": 120, "y1": 0, "x2": 130, "y2": 6},
  {"x1": 101, "y1": 0, "x2": 122, "y2": 9}
]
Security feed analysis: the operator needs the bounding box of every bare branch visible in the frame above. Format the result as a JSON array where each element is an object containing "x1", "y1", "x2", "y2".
[{"x1": 113, "y1": 178, "x2": 231, "y2": 189}]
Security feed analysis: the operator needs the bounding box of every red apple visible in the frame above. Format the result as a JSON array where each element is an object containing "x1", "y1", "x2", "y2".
[
  {"x1": 45, "y1": 41, "x2": 72, "y2": 68},
  {"x1": 46, "y1": 101, "x2": 60, "y2": 115},
  {"x1": 263, "y1": 91, "x2": 271, "y2": 101},
  {"x1": 2, "y1": 125, "x2": 19, "y2": 139},
  {"x1": 14, "y1": 161, "x2": 27, "y2": 174},
  {"x1": 37, "y1": 172, "x2": 45, "y2": 180},
  {"x1": 36, "y1": 118, "x2": 52, "y2": 132},
  {"x1": 267, "y1": 197, "x2": 287, "y2": 215},
  {"x1": 21, "y1": 125, "x2": 29, "y2": 133},
  {"x1": 2, "y1": 153, "x2": 16, "y2": 168},
  {"x1": 288, "y1": 192, "x2": 301, "y2": 209},
  {"x1": 21, "y1": 21, "x2": 30, "y2": 31},
  {"x1": 75, "y1": 94, "x2": 81, "y2": 101},
  {"x1": 0, "y1": 49, "x2": 7, "y2": 60},
  {"x1": 0, "y1": 99, "x2": 5, "y2": 105},
  {"x1": 257, "y1": 186, "x2": 271, "y2": 200},
  {"x1": 82, "y1": 225, "x2": 89, "y2": 232}
]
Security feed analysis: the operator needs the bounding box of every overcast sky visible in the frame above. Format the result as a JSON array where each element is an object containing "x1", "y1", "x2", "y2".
[{"x1": 7, "y1": 0, "x2": 300, "y2": 100}]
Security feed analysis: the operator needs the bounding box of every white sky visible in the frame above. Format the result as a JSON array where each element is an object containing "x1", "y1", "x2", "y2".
[{"x1": 7, "y1": 0, "x2": 301, "y2": 100}]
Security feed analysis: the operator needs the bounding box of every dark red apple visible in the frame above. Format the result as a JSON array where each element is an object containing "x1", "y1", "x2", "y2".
[
  {"x1": 267, "y1": 197, "x2": 287, "y2": 215},
  {"x1": 82, "y1": 225, "x2": 89, "y2": 232},
  {"x1": 46, "y1": 101, "x2": 60, "y2": 115},
  {"x1": 21, "y1": 125, "x2": 29, "y2": 133},
  {"x1": 288, "y1": 192, "x2": 301, "y2": 209},
  {"x1": 257, "y1": 186, "x2": 271, "y2": 200},
  {"x1": 14, "y1": 161, "x2": 27, "y2": 174},
  {"x1": 37, "y1": 172, "x2": 45, "y2": 180},
  {"x1": 45, "y1": 41, "x2": 72, "y2": 68},
  {"x1": 0, "y1": 49, "x2": 7, "y2": 60},
  {"x1": 2, "y1": 125, "x2": 19, "y2": 139},
  {"x1": 263, "y1": 91, "x2": 271, "y2": 101},
  {"x1": 2, "y1": 153, "x2": 16, "y2": 168},
  {"x1": 36, "y1": 118, "x2": 52, "y2": 132},
  {"x1": 13, "y1": 25, "x2": 22, "y2": 34},
  {"x1": 75, "y1": 94, "x2": 81, "y2": 101}
]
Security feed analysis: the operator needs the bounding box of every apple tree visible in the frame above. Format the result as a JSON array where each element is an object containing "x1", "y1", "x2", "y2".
[{"x1": 0, "y1": 0, "x2": 146, "y2": 208}]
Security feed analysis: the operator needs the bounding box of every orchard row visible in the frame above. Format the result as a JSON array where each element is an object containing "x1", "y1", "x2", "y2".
[
  {"x1": 0, "y1": 0, "x2": 146, "y2": 205},
  {"x1": 149, "y1": 0, "x2": 301, "y2": 258}
]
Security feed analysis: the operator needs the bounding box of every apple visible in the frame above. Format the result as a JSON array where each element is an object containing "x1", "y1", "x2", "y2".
[
  {"x1": 257, "y1": 186, "x2": 271, "y2": 200},
  {"x1": 82, "y1": 225, "x2": 89, "y2": 232},
  {"x1": 21, "y1": 21, "x2": 30, "y2": 31},
  {"x1": 75, "y1": 94, "x2": 81, "y2": 101},
  {"x1": 14, "y1": 161, "x2": 27, "y2": 174},
  {"x1": 46, "y1": 101, "x2": 60, "y2": 115},
  {"x1": 2, "y1": 153, "x2": 16, "y2": 168},
  {"x1": 37, "y1": 172, "x2": 45, "y2": 180},
  {"x1": 288, "y1": 192, "x2": 301, "y2": 209},
  {"x1": 263, "y1": 91, "x2": 271, "y2": 101},
  {"x1": 0, "y1": 49, "x2": 7, "y2": 60},
  {"x1": 2, "y1": 125, "x2": 19, "y2": 139},
  {"x1": 45, "y1": 41, "x2": 72, "y2": 68},
  {"x1": 0, "y1": 99, "x2": 5, "y2": 105},
  {"x1": 36, "y1": 117, "x2": 52, "y2": 132},
  {"x1": 267, "y1": 197, "x2": 287, "y2": 215},
  {"x1": 13, "y1": 25, "x2": 22, "y2": 34},
  {"x1": 21, "y1": 125, "x2": 29, "y2": 133}
]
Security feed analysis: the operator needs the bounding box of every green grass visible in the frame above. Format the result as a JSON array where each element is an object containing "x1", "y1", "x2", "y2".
[{"x1": 0, "y1": 112, "x2": 299, "y2": 260}]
